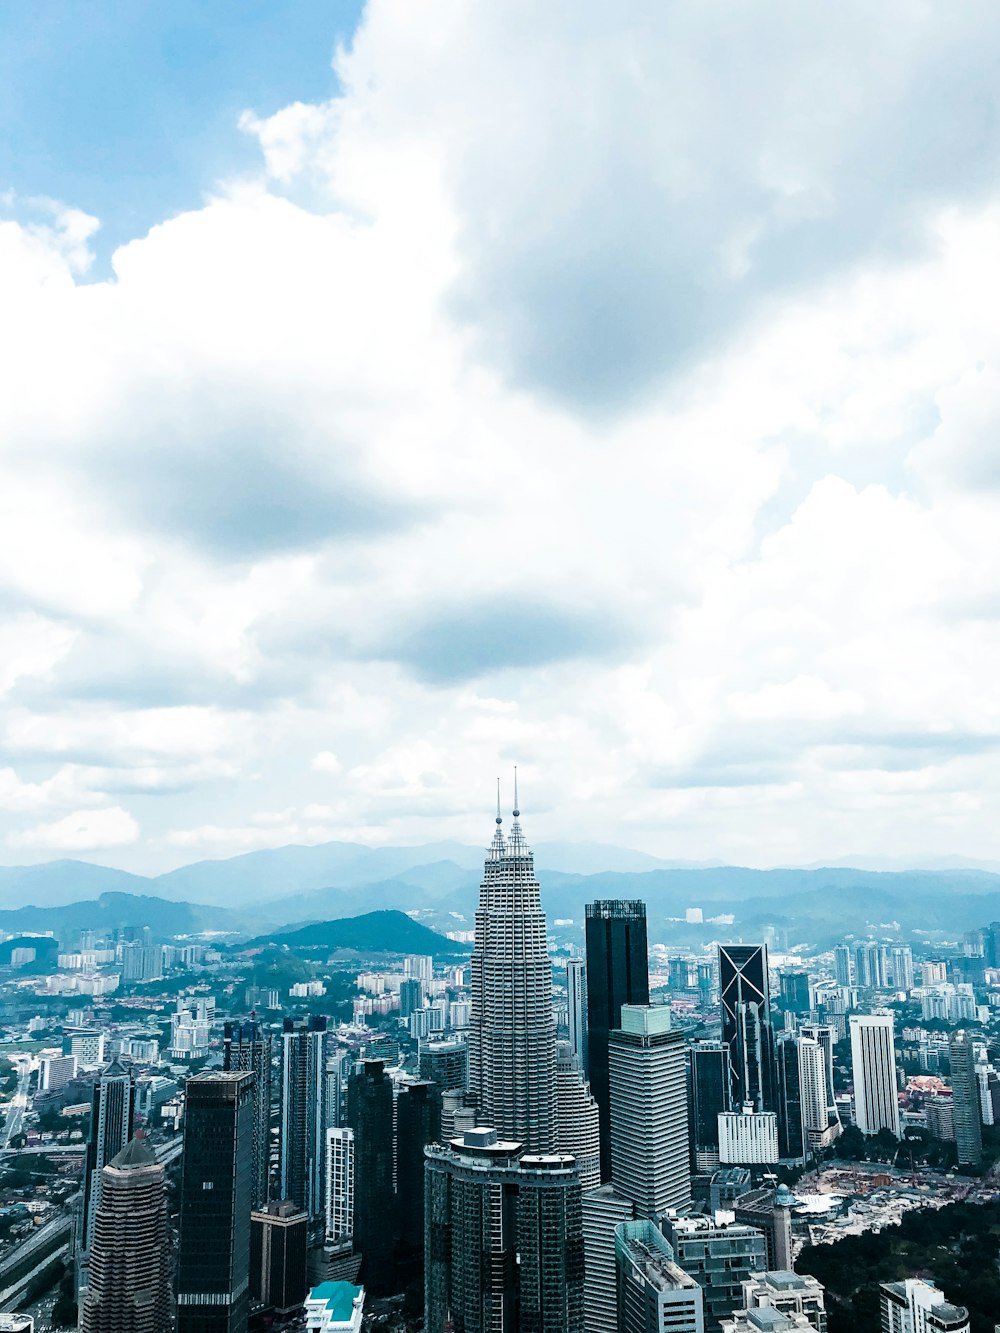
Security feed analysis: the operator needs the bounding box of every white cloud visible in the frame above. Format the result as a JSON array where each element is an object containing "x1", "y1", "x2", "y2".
[
  {"x1": 3, "y1": 3, "x2": 1000, "y2": 869},
  {"x1": 8, "y1": 806, "x2": 140, "y2": 851}
]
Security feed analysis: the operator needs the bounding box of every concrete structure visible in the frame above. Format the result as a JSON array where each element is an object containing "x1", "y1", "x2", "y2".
[
  {"x1": 798, "y1": 1026, "x2": 842, "y2": 1152},
  {"x1": 81, "y1": 1058, "x2": 135, "y2": 1262},
  {"x1": 324, "y1": 1128, "x2": 354, "y2": 1244},
  {"x1": 78, "y1": 1138, "x2": 171, "y2": 1333},
  {"x1": 849, "y1": 1014, "x2": 900, "y2": 1137},
  {"x1": 281, "y1": 1015, "x2": 336, "y2": 1229},
  {"x1": 418, "y1": 1037, "x2": 468, "y2": 1092},
  {"x1": 582, "y1": 1185, "x2": 636, "y2": 1333},
  {"x1": 718, "y1": 1106, "x2": 779, "y2": 1166},
  {"x1": 176, "y1": 1071, "x2": 254, "y2": 1333},
  {"x1": 732, "y1": 1187, "x2": 794, "y2": 1273},
  {"x1": 304, "y1": 1281, "x2": 365, "y2": 1332},
  {"x1": 880, "y1": 1279, "x2": 969, "y2": 1333},
  {"x1": 567, "y1": 956, "x2": 588, "y2": 1073},
  {"x1": 730, "y1": 1271, "x2": 826, "y2": 1332},
  {"x1": 610, "y1": 1005, "x2": 689, "y2": 1215},
  {"x1": 424, "y1": 1127, "x2": 583, "y2": 1333},
  {"x1": 661, "y1": 1213, "x2": 768, "y2": 1333},
  {"x1": 468, "y1": 792, "x2": 557, "y2": 1153},
  {"x1": 719, "y1": 944, "x2": 774, "y2": 1113},
  {"x1": 555, "y1": 1040, "x2": 601, "y2": 1190},
  {"x1": 38, "y1": 1055, "x2": 76, "y2": 1094},
  {"x1": 688, "y1": 1042, "x2": 732, "y2": 1173},
  {"x1": 615, "y1": 1218, "x2": 704, "y2": 1333}
]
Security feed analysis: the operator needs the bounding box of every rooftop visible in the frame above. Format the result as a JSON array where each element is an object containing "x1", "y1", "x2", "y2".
[{"x1": 307, "y1": 1281, "x2": 363, "y2": 1320}]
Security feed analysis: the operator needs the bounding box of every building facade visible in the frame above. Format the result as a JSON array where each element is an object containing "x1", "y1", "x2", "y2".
[
  {"x1": 586, "y1": 900, "x2": 649, "y2": 1181},
  {"x1": 176, "y1": 1071, "x2": 254, "y2": 1333},
  {"x1": 719, "y1": 944, "x2": 774, "y2": 1114},
  {"x1": 468, "y1": 795, "x2": 557, "y2": 1153},
  {"x1": 346, "y1": 1060, "x2": 395, "y2": 1296},
  {"x1": 81, "y1": 1058, "x2": 135, "y2": 1262},
  {"x1": 223, "y1": 1016, "x2": 273, "y2": 1209},
  {"x1": 615, "y1": 1218, "x2": 704, "y2": 1333},
  {"x1": 849, "y1": 1014, "x2": 900, "y2": 1137}
]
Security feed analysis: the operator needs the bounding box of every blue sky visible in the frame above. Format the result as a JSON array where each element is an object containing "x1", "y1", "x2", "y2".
[
  {"x1": 3, "y1": 2, "x2": 1000, "y2": 873},
  {"x1": 0, "y1": 0, "x2": 363, "y2": 265}
]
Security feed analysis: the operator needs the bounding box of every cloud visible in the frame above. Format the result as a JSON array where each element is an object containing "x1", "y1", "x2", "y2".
[{"x1": 8, "y1": 806, "x2": 140, "y2": 851}]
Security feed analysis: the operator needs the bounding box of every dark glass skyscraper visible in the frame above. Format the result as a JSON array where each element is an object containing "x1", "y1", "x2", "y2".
[
  {"x1": 719, "y1": 943, "x2": 775, "y2": 1112},
  {"x1": 585, "y1": 900, "x2": 649, "y2": 1180},
  {"x1": 347, "y1": 1059, "x2": 395, "y2": 1296},
  {"x1": 280, "y1": 1014, "x2": 333, "y2": 1229},
  {"x1": 395, "y1": 1080, "x2": 443, "y2": 1285},
  {"x1": 176, "y1": 1071, "x2": 254, "y2": 1333},
  {"x1": 949, "y1": 1030, "x2": 983, "y2": 1168},
  {"x1": 224, "y1": 1016, "x2": 272, "y2": 1208},
  {"x1": 775, "y1": 1033, "x2": 803, "y2": 1160},
  {"x1": 687, "y1": 1041, "x2": 732, "y2": 1170}
]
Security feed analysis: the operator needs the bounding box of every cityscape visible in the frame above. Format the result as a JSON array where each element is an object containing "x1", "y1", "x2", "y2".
[
  {"x1": 0, "y1": 797, "x2": 995, "y2": 1330},
  {"x1": 5, "y1": 3, "x2": 1000, "y2": 1333}
]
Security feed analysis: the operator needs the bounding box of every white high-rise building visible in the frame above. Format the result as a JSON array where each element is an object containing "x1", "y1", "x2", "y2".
[
  {"x1": 468, "y1": 785, "x2": 557, "y2": 1153},
  {"x1": 718, "y1": 1105, "x2": 779, "y2": 1166},
  {"x1": 609, "y1": 1005, "x2": 689, "y2": 1215},
  {"x1": 850, "y1": 1014, "x2": 900, "y2": 1137},
  {"x1": 325, "y1": 1127, "x2": 354, "y2": 1243},
  {"x1": 880, "y1": 1278, "x2": 969, "y2": 1333},
  {"x1": 567, "y1": 957, "x2": 588, "y2": 1074}
]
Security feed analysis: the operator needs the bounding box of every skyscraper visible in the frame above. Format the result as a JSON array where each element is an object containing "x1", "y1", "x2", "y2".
[
  {"x1": 224, "y1": 1016, "x2": 273, "y2": 1208},
  {"x1": 586, "y1": 900, "x2": 649, "y2": 1180},
  {"x1": 849, "y1": 1014, "x2": 900, "y2": 1137},
  {"x1": 798, "y1": 1027, "x2": 842, "y2": 1153},
  {"x1": 250, "y1": 1199, "x2": 308, "y2": 1319},
  {"x1": 774, "y1": 1033, "x2": 803, "y2": 1161},
  {"x1": 325, "y1": 1128, "x2": 354, "y2": 1244},
  {"x1": 778, "y1": 971, "x2": 810, "y2": 1014},
  {"x1": 833, "y1": 945, "x2": 852, "y2": 987},
  {"x1": 468, "y1": 788, "x2": 557, "y2": 1153},
  {"x1": 78, "y1": 1137, "x2": 171, "y2": 1333},
  {"x1": 81, "y1": 1058, "x2": 135, "y2": 1259},
  {"x1": 346, "y1": 1060, "x2": 395, "y2": 1296},
  {"x1": 609, "y1": 1005, "x2": 689, "y2": 1216},
  {"x1": 949, "y1": 1030, "x2": 983, "y2": 1168},
  {"x1": 890, "y1": 946, "x2": 914, "y2": 992},
  {"x1": 418, "y1": 1037, "x2": 469, "y2": 1093},
  {"x1": 719, "y1": 944, "x2": 774, "y2": 1113},
  {"x1": 176, "y1": 1071, "x2": 254, "y2": 1333},
  {"x1": 424, "y1": 1127, "x2": 584, "y2": 1333},
  {"x1": 554, "y1": 1040, "x2": 601, "y2": 1190},
  {"x1": 395, "y1": 1079, "x2": 442, "y2": 1281},
  {"x1": 281, "y1": 1015, "x2": 334, "y2": 1228},
  {"x1": 615, "y1": 1218, "x2": 704, "y2": 1333},
  {"x1": 567, "y1": 957, "x2": 588, "y2": 1074},
  {"x1": 687, "y1": 1041, "x2": 732, "y2": 1172}
]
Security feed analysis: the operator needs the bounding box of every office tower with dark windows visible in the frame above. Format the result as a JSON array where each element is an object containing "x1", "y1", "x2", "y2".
[
  {"x1": 949, "y1": 1030, "x2": 983, "y2": 1168},
  {"x1": 468, "y1": 790, "x2": 557, "y2": 1153},
  {"x1": 250, "y1": 1199, "x2": 308, "y2": 1319},
  {"x1": 719, "y1": 944, "x2": 775, "y2": 1113},
  {"x1": 555, "y1": 1040, "x2": 601, "y2": 1190},
  {"x1": 395, "y1": 1079, "x2": 442, "y2": 1282},
  {"x1": 81, "y1": 1058, "x2": 135, "y2": 1262},
  {"x1": 224, "y1": 1016, "x2": 273, "y2": 1209},
  {"x1": 78, "y1": 1137, "x2": 171, "y2": 1333},
  {"x1": 586, "y1": 900, "x2": 649, "y2": 1180},
  {"x1": 567, "y1": 956, "x2": 588, "y2": 1074},
  {"x1": 688, "y1": 1041, "x2": 732, "y2": 1173},
  {"x1": 399, "y1": 977, "x2": 423, "y2": 1019},
  {"x1": 774, "y1": 1033, "x2": 804, "y2": 1160},
  {"x1": 779, "y1": 971, "x2": 810, "y2": 1014},
  {"x1": 424, "y1": 1127, "x2": 584, "y2": 1333},
  {"x1": 849, "y1": 1014, "x2": 900, "y2": 1137},
  {"x1": 176, "y1": 1071, "x2": 254, "y2": 1333},
  {"x1": 281, "y1": 1015, "x2": 334, "y2": 1228},
  {"x1": 615, "y1": 1218, "x2": 704, "y2": 1333},
  {"x1": 418, "y1": 1037, "x2": 468, "y2": 1092},
  {"x1": 346, "y1": 1060, "x2": 395, "y2": 1295},
  {"x1": 609, "y1": 1005, "x2": 689, "y2": 1216}
]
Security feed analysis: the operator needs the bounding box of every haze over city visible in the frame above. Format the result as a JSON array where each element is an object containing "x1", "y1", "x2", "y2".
[{"x1": 5, "y1": 3, "x2": 1000, "y2": 873}]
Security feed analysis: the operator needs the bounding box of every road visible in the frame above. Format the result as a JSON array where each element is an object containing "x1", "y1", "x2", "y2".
[{"x1": 3, "y1": 1058, "x2": 32, "y2": 1149}]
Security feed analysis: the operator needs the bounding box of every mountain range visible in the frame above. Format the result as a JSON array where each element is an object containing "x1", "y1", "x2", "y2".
[{"x1": 1, "y1": 841, "x2": 999, "y2": 949}]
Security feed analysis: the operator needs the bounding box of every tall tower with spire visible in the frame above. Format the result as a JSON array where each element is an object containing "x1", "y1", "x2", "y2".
[{"x1": 468, "y1": 775, "x2": 557, "y2": 1153}]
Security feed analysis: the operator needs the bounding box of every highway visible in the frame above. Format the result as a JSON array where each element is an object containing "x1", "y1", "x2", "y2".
[{"x1": 2, "y1": 1059, "x2": 32, "y2": 1149}]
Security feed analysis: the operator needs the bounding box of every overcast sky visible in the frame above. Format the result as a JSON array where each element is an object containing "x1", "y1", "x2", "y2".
[{"x1": 3, "y1": 1, "x2": 1000, "y2": 873}]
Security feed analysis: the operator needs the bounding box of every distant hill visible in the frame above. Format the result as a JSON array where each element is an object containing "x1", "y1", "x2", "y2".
[
  {"x1": 0, "y1": 892, "x2": 252, "y2": 945},
  {"x1": 0, "y1": 860, "x2": 152, "y2": 909},
  {"x1": 252, "y1": 909, "x2": 470, "y2": 957}
]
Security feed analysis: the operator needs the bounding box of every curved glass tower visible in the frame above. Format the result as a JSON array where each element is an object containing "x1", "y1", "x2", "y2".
[{"x1": 468, "y1": 787, "x2": 557, "y2": 1153}]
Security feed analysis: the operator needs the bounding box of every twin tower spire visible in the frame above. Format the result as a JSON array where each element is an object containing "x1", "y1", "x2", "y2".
[{"x1": 489, "y1": 766, "x2": 526, "y2": 859}]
